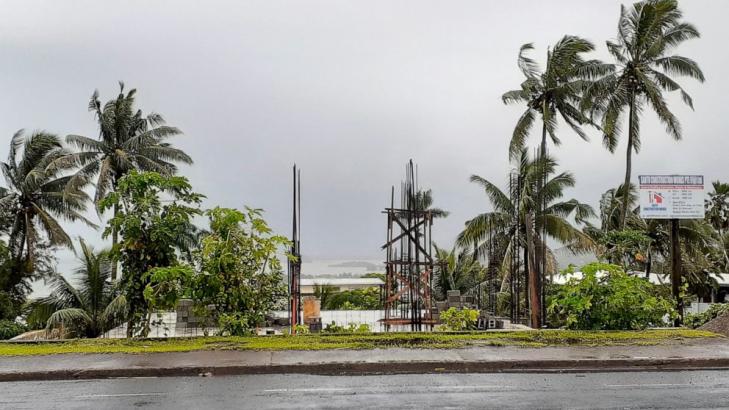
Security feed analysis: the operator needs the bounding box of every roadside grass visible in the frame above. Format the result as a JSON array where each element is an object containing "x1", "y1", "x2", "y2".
[{"x1": 0, "y1": 329, "x2": 718, "y2": 356}]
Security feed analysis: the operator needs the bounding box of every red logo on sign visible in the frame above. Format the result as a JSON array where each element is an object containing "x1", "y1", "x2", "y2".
[{"x1": 649, "y1": 192, "x2": 664, "y2": 204}]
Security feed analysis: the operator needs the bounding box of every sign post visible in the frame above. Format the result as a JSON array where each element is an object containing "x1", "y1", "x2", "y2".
[{"x1": 639, "y1": 175, "x2": 704, "y2": 326}]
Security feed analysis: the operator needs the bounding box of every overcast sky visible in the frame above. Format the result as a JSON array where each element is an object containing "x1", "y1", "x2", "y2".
[{"x1": 1, "y1": 0, "x2": 727, "y2": 279}]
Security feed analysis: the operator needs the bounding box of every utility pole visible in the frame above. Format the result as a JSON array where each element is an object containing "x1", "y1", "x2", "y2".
[{"x1": 671, "y1": 218, "x2": 683, "y2": 326}]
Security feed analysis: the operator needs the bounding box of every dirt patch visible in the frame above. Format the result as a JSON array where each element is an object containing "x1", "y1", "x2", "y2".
[{"x1": 699, "y1": 311, "x2": 729, "y2": 337}]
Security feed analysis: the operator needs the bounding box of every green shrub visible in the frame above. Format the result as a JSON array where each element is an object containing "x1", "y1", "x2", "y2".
[
  {"x1": 439, "y1": 307, "x2": 479, "y2": 331},
  {"x1": 548, "y1": 262, "x2": 675, "y2": 330},
  {"x1": 0, "y1": 320, "x2": 26, "y2": 340},
  {"x1": 218, "y1": 313, "x2": 257, "y2": 336},
  {"x1": 684, "y1": 304, "x2": 729, "y2": 329},
  {"x1": 322, "y1": 321, "x2": 371, "y2": 334},
  {"x1": 0, "y1": 291, "x2": 19, "y2": 321},
  {"x1": 325, "y1": 287, "x2": 382, "y2": 310}
]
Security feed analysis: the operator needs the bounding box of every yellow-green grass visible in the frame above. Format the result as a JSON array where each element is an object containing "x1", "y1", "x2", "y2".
[{"x1": 0, "y1": 329, "x2": 718, "y2": 356}]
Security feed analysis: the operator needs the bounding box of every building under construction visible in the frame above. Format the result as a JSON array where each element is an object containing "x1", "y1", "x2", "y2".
[{"x1": 381, "y1": 160, "x2": 437, "y2": 331}]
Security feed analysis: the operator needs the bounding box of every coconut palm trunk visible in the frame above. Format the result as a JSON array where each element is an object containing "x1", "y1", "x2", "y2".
[
  {"x1": 111, "y1": 201, "x2": 119, "y2": 281},
  {"x1": 524, "y1": 212, "x2": 541, "y2": 328},
  {"x1": 620, "y1": 92, "x2": 636, "y2": 229}
]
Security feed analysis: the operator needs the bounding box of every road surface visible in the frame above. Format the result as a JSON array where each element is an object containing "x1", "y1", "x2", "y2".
[{"x1": 2, "y1": 370, "x2": 729, "y2": 409}]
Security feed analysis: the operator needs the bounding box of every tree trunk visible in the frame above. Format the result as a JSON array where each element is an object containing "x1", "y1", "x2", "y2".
[
  {"x1": 620, "y1": 93, "x2": 635, "y2": 229},
  {"x1": 645, "y1": 245, "x2": 652, "y2": 279},
  {"x1": 524, "y1": 213, "x2": 541, "y2": 329},
  {"x1": 111, "y1": 202, "x2": 119, "y2": 281},
  {"x1": 671, "y1": 219, "x2": 683, "y2": 326},
  {"x1": 110, "y1": 172, "x2": 120, "y2": 281}
]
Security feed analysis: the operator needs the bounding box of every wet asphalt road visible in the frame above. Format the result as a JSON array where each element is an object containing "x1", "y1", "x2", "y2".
[{"x1": 2, "y1": 371, "x2": 729, "y2": 409}]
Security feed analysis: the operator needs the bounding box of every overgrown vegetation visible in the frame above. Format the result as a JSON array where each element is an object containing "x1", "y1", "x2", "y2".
[
  {"x1": 684, "y1": 304, "x2": 729, "y2": 329},
  {"x1": 323, "y1": 287, "x2": 382, "y2": 310},
  {"x1": 548, "y1": 263, "x2": 675, "y2": 330},
  {"x1": 0, "y1": 320, "x2": 26, "y2": 340},
  {"x1": 0, "y1": 329, "x2": 717, "y2": 356}
]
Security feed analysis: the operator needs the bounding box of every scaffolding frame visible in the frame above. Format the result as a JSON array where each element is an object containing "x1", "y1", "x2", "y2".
[{"x1": 381, "y1": 160, "x2": 436, "y2": 331}]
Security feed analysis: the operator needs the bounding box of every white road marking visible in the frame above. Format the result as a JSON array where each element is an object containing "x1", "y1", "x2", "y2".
[
  {"x1": 604, "y1": 383, "x2": 690, "y2": 388},
  {"x1": 75, "y1": 393, "x2": 166, "y2": 398},
  {"x1": 264, "y1": 388, "x2": 351, "y2": 393},
  {"x1": 263, "y1": 385, "x2": 514, "y2": 393}
]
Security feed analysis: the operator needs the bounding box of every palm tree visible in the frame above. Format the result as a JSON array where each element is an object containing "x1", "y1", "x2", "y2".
[
  {"x1": 433, "y1": 245, "x2": 484, "y2": 301},
  {"x1": 67, "y1": 83, "x2": 193, "y2": 279},
  {"x1": 26, "y1": 239, "x2": 125, "y2": 338},
  {"x1": 0, "y1": 130, "x2": 94, "y2": 300},
  {"x1": 503, "y1": 35, "x2": 608, "y2": 160},
  {"x1": 458, "y1": 150, "x2": 594, "y2": 327},
  {"x1": 410, "y1": 189, "x2": 449, "y2": 218},
  {"x1": 706, "y1": 181, "x2": 729, "y2": 272},
  {"x1": 585, "y1": 0, "x2": 704, "y2": 228},
  {"x1": 706, "y1": 181, "x2": 729, "y2": 235},
  {"x1": 587, "y1": 184, "x2": 720, "y2": 293}
]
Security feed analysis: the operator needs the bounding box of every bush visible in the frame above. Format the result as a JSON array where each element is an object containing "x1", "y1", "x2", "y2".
[
  {"x1": 548, "y1": 262, "x2": 675, "y2": 330},
  {"x1": 0, "y1": 320, "x2": 26, "y2": 340},
  {"x1": 218, "y1": 313, "x2": 259, "y2": 336},
  {"x1": 439, "y1": 307, "x2": 479, "y2": 331},
  {"x1": 322, "y1": 321, "x2": 371, "y2": 334},
  {"x1": 684, "y1": 304, "x2": 729, "y2": 329},
  {"x1": 0, "y1": 291, "x2": 20, "y2": 321},
  {"x1": 325, "y1": 287, "x2": 382, "y2": 310}
]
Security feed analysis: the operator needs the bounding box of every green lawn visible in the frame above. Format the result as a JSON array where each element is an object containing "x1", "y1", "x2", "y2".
[{"x1": 0, "y1": 329, "x2": 719, "y2": 356}]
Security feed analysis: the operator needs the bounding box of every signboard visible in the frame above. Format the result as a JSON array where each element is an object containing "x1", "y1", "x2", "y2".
[{"x1": 639, "y1": 175, "x2": 704, "y2": 219}]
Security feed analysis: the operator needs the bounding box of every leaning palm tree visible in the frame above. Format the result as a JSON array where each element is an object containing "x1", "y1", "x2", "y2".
[
  {"x1": 67, "y1": 83, "x2": 193, "y2": 279},
  {"x1": 458, "y1": 150, "x2": 594, "y2": 327},
  {"x1": 503, "y1": 35, "x2": 609, "y2": 160},
  {"x1": 585, "y1": 0, "x2": 704, "y2": 228},
  {"x1": 0, "y1": 130, "x2": 94, "y2": 299},
  {"x1": 25, "y1": 239, "x2": 125, "y2": 338}
]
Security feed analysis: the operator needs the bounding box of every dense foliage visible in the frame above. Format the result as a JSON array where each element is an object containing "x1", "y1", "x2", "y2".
[
  {"x1": 100, "y1": 171, "x2": 202, "y2": 337},
  {"x1": 0, "y1": 319, "x2": 26, "y2": 340},
  {"x1": 25, "y1": 239, "x2": 124, "y2": 337},
  {"x1": 323, "y1": 287, "x2": 382, "y2": 310},
  {"x1": 190, "y1": 207, "x2": 289, "y2": 335},
  {"x1": 684, "y1": 303, "x2": 729, "y2": 329},
  {"x1": 548, "y1": 263, "x2": 675, "y2": 330}
]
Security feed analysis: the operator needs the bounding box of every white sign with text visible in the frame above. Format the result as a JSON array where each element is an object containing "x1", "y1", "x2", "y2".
[{"x1": 639, "y1": 175, "x2": 705, "y2": 219}]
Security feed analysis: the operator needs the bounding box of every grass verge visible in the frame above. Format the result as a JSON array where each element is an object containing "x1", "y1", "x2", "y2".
[{"x1": 0, "y1": 329, "x2": 718, "y2": 356}]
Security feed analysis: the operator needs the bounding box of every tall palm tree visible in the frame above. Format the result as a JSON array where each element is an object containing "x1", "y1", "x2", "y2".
[
  {"x1": 503, "y1": 35, "x2": 608, "y2": 160},
  {"x1": 0, "y1": 130, "x2": 93, "y2": 299},
  {"x1": 458, "y1": 150, "x2": 594, "y2": 327},
  {"x1": 26, "y1": 239, "x2": 125, "y2": 338},
  {"x1": 433, "y1": 245, "x2": 484, "y2": 301},
  {"x1": 585, "y1": 0, "x2": 704, "y2": 228},
  {"x1": 67, "y1": 83, "x2": 193, "y2": 279}
]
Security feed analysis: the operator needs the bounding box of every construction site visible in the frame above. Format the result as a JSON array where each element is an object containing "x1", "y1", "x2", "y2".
[{"x1": 285, "y1": 160, "x2": 538, "y2": 334}]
